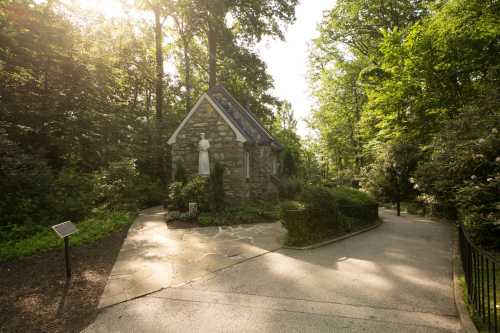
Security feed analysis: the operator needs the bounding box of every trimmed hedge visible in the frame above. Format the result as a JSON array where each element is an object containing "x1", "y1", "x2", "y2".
[{"x1": 281, "y1": 186, "x2": 378, "y2": 246}]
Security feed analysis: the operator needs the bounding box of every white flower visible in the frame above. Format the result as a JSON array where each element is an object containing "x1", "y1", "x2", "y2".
[
  {"x1": 409, "y1": 177, "x2": 415, "y2": 184},
  {"x1": 487, "y1": 178, "x2": 493, "y2": 182},
  {"x1": 492, "y1": 128, "x2": 498, "y2": 134},
  {"x1": 479, "y1": 138, "x2": 486, "y2": 144},
  {"x1": 496, "y1": 157, "x2": 500, "y2": 163},
  {"x1": 413, "y1": 184, "x2": 419, "y2": 189},
  {"x1": 471, "y1": 175, "x2": 477, "y2": 180}
]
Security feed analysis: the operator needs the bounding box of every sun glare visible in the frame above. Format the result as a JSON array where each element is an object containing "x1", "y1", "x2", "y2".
[{"x1": 73, "y1": 0, "x2": 125, "y2": 17}]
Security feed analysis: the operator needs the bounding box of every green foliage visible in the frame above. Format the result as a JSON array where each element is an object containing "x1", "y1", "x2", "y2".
[
  {"x1": 278, "y1": 177, "x2": 302, "y2": 199},
  {"x1": 363, "y1": 143, "x2": 421, "y2": 204},
  {"x1": 0, "y1": 210, "x2": 133, "y2": 261},
  {"x1": 168, "y1": 176, "x2": 209, "y2": 212},
  {"x1": 47, "y1": 167, "x2": 98, "y2": 222},
  {"x1": 167, "y1": 181, "x2": 186, "y2": 211},
  {"x1": 198, "y1": 202, "x2": 280, "y2": 226},
  {"x1": 174, "y1": 160, "x2": 188, "y2": 184},
  {"x1": 208, "y1": 162, "x2": 225, "y2": 211},
  {"x1": 279, "y1": 200, "x2": 304, "y2": 214},
  {"x1": 415, "y1": 126, "x2": 500, "y2": 246},
  {"x1": 302, "y1": 185, "x2": 338, "y2": 217},
  {"x1": 168, "y1": 164, "x2": 227, "y2": 213},
  {"x1": 97, "y1": 158, "x2": 165, "y2": 210},
  {"x1": 0, "y1": 0, "x2": 302, "y2": 253},
  {"x1": 0, "y1": 131, "x2": 55, "y2": 230},
  {"x1": 181, "y1": 176, "x2": 209, "y2": 210},
  {"x1": 282, "y1": 149, "x2": 298, "y2": 177},
  {"x1": 328, "y1": 187, "x2": 376, "y2": 206},
  {"x1": 282, "y1": 185, "x2": 378, "y2": 246}
]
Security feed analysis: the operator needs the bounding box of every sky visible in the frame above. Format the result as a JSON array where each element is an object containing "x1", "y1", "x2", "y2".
[
  {"x1": 257, "y1": 0, "x2": 336, "y2": 137},
  {"x1": 66, "y1": 0, "x2": 337, "y2": 137}
]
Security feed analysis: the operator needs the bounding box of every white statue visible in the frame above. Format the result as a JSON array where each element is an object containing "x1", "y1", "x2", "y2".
[{"x1": 198, "y1": 133, "x2": 210, "y2": 176}]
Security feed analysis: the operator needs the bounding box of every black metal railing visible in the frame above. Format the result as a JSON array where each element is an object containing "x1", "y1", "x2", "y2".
[{"x1": 459, "y1": 222, "x2": 499, "y2": 333}]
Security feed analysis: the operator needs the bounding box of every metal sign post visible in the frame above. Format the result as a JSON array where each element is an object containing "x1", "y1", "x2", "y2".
[
  {"x1": 51, "y1": 221, "x2": 78, "y2": 280},
  {"x1": 64, "y1": 237, "x2": 71, "y2": 278}
]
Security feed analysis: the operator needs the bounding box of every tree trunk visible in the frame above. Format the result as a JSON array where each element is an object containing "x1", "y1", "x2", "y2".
[
  {"x1": 154, "y1": 7, "x2": 164, "y2": 125},
  {"x1": 183, "y1": 39, "x2": 192, "y2": 113},
  {"x1": 153, "y1": 5, "x2": 167, "y2": 183},
  {"x1": 208, "y1": 19, "x2": 217, "y2": 89},
  {"x1": 396, "y1": 177, "x2": 401, "y2": 216}
]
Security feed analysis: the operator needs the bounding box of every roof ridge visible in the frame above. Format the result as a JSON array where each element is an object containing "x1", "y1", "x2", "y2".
[
  {"x1": 207, "y1": 94, "x2": 254, "y2": 142},
  {"x1": 215, "y1": 85, "x2": 275, "y2": 142},
  {"x1": 207, "y1": 85, "x2": 283, "y2": 150}
]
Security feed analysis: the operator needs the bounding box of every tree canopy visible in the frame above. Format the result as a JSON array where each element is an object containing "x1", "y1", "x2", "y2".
[{"x1": 309, "y1": 0, "x2": 499, "y2": 245}]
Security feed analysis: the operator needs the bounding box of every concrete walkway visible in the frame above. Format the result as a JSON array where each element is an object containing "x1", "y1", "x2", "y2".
[
  {"x1": 99, "y1": 206, "x2": 286, "y2": 308},
  {"x1": 87, "y1": 209, "x2": 462, "y2": 332}
]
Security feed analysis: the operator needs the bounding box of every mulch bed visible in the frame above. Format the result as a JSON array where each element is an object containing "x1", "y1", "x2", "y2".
[{"x1": 0, "y1": 227, "x2": 129, "y2": 333}]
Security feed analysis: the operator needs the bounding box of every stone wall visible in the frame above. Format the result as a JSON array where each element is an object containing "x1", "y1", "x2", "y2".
[
  {"x1": 171, "y1": 99, "x2": 247, "y2": 200},
  {"x1": 170, "y1": 98, "x2": 279, "y2": 202},
  {"x1": 248, "y1": 145, "x2": 279, "y2": 200}
]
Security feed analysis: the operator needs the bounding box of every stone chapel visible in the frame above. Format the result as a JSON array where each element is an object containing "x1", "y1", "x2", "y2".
[{"x1": 167, "y1": 85, "x2": 283, "y2": 201}]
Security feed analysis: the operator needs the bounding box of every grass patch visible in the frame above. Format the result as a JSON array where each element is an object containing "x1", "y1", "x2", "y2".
[{"x1": 0, "y1": 210, "x2": 134, "y2": 261}]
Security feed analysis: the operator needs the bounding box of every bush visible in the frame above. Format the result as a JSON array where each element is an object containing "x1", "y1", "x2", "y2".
[
  {"x1": 281, "y1": 208, "x2": 316, "y2": 245},
  {"x1": 0, "y1": 133, "x2": 55, "y2": 232},
  {"x1": 208, "y1": 162, "x2": 225, "y2": 211},
  {"x1": 167, "y1": 181, "x2": 185, "y2": 210},
  {"x1": 198, "y1": 203, "x2": 280, "y2": 226},
  {"x1": 281, "y1": 185, "x2": 379, "y2": 246},
  {"x1": 278, "y1": 177, "x2": 302, "y2": 199},
  {"x1": 96, "y1": 158, "x2": 165, "y2": 210},
  {"x1": 181, "y1": 176, "x2": 209, "y2": 211},
  {"x1": 47, "y1": 167, "x2": 98, "y2": 222},
  {"x1": 362, "y1": 143, "x2": 420, "y2": 209},
  {"x1": 174, "y1": 160, "x2": 188, "y2": 184},
  {"x1": 279, "y1": 200, "x2": 304, "y2": 214},
  {"x1": 282, "y1": 148, "x2": 298, "y2": 177},
  {"x1": 328, "y1": 187, "x2": 375, "y2": 206},
  {"x1": 131, "y1": 175, "x2": 165, "y2": 208},
  {"x1": 167, "y1": 176, "x2": 209, "y2": 212},
  {"x1": 302, "y1": 185, "x2": 338, "y2": 218},
  {"x1": 0, "y1": 210, "x2": 134, "y2": 261},
  {"x1": 96, "y1": 159, "x2": 138, "y2": 209}
]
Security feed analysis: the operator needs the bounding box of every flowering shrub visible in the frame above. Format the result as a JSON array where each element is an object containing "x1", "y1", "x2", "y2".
[
  {"x1": 167, "y1": 176, "x2": 209, "y2": 212},
  {"x1": 414, "y1": 125, "x2": 499, "y2": 248}
]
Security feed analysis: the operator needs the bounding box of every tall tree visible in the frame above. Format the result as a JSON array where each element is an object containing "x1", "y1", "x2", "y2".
[
  {"x1": 171, "y1": 0, "x2": 198, "y2": 112},
  {"x1": 309, "y1": 0, "x2": 434, "y2": 175},
  {"x1": 193, "y1": 0, "x2": 298, "y2": 88}
]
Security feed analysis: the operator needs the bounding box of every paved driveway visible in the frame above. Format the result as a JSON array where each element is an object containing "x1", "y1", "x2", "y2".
[{"x1": 85, "y1": 209, "x2": 462, "y2": 332}]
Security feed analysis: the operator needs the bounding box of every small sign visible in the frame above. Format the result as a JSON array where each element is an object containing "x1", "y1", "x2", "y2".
[{"x1": 51, "y1": 221, "x2": 77, "y2": 238}]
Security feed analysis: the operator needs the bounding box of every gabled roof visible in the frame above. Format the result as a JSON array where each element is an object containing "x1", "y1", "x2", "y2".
[{"x1": 168, "y1": 85, "x2": 283, "y2": 150}]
